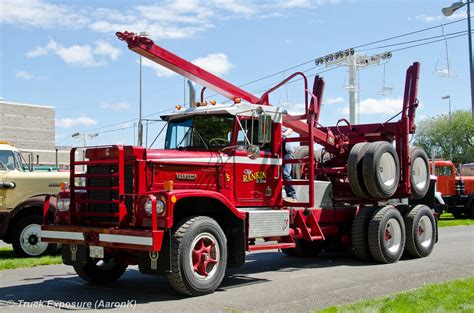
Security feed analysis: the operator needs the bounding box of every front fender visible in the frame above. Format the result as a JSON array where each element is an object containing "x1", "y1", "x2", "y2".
[{"x1": 162, "y1": 190, "x2": 244, "y2": 228}]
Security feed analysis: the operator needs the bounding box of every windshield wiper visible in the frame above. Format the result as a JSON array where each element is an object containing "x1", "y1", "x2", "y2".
[{"x1": 176, "y1": 127, "x2": 193, "y2": 149}]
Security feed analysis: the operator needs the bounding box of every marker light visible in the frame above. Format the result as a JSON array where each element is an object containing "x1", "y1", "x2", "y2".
[
  {"x1": 194, "y1": 102, "x2": 200, "y2": 107},
  {"x1": 210, "y1": 100, "x2": 217, "y2": 105},
  {"x1": 201, "y1": 101, "x2": 207, "y2": 106},
  {"x1": 234, "y1": 97, "x2": 241, "y2": 104},
  {"x1": 175, "y1": 105, "x2": 182, "y2": 110}
]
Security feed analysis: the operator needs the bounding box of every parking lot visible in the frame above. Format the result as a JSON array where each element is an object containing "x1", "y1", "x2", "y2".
[{"x1": 0, "y1": 226, "x2": 472, "y2": 312}]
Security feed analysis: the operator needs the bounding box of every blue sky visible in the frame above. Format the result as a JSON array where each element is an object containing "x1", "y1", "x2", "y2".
[{"x1": 0, "y1": 0, "x2": 472, "y2": 147}]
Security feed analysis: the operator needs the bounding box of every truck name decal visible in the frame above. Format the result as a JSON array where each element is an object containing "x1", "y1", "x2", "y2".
[
  {"x1": 243, "y1": 170, "x2": 266, "y2": 183},
  {"x1": 176, "y1": 173, "x2": 197, "y2": 180}
]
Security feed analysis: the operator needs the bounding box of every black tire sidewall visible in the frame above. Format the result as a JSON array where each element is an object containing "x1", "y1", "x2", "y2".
[
  {"x1": 12, "y1": 214, "x2": 57, "y2": 257},
  {"x1": 179, "y1": 218, "x2": 227, "y2": 295},
  {"x1": 348, "y1": 143, "x2": 370, "y2": 198},
  {"x1": 364, "y1": 141, "x2": 400, "y2": 198},
  {"x1": 407, "y1": 205, "x2": 436, "y2": 257},
  {"x1": 378, "y1": 209, "x2": 405, "y2": 262}
]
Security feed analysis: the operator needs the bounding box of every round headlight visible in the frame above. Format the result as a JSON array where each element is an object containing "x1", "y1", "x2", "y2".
[
  {"x1": 144, "y1": 199, "x2": 153, "y2": 215},
  {"x1": 156, "y1": 200, "x2": 165, "y2": 214}
]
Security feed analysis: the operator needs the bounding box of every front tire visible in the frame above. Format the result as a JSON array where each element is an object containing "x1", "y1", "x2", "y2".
[
  {"x1": 168, "y1": 216, "x2": 227, "y2": 296},
  {"x1": 12, "y1": 215, "x2": 57, "y2": 257},
  {"x1": 368, "y1": 205, "x2": 406, "y2": 263},
  {"x1": 404, "y1": 205, "x2": 436, "y2": 258},
  {"x1": 74, "y1": 257, "x2": 127, "y2": 284}
]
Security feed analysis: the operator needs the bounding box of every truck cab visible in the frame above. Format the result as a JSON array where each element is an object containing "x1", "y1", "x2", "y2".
[
  {"x1": 0, "y1": 143, "x2": 69, "y2": 256},
  {"x1": 431, "y1": 160, "x2": 474, "y2": 217}
]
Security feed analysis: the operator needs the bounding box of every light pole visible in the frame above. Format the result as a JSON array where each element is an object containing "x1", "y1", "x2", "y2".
[
  {"x1": 442, "y1": 1, "x2": 474, "y2": 119},
  {"x1": 442, "y1": 95, "x2": 453, "y2": 160},
  {"x1": 138, "y1": 31, "x2": 149, "y2": 146}
]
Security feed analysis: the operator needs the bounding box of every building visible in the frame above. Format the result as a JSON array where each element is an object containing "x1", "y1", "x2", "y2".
[{"x1": 0, "y1": 100, "x2": 70, "y2": 168}]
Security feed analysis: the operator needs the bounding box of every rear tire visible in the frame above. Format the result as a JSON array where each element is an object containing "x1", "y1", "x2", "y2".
[
  {"x1": 12, "y1": 215, "x2": 57, "y2": 258},
  {"x1": 368, "y1": 205, "x2": 405, "y2": 263},
  {"x1": 74, "y1": 257, "x2": 127, "y2": 284},
  {"x1": 410, "y1": 147, "x2": 430, "y2": 199},
  {"x1": 404, "y1": 205, "x2": 436, "y2": 258},
  {"x1": 168, "y1": 216, "x2": 227, "y2": 296},
  {"x1": 351, "y1": 206, "x2": 376, "y2": 261},
  {"x1": 348, "y1": 143, "x2": 370, "y2": 198},
  {"x1": 363, "y1": 141, "x2": 400, "y2": 198}
]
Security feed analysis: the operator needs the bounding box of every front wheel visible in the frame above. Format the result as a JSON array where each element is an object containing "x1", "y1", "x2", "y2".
[
  {"x1": 73, "y1": 257, "x2": 127, "y2": 284},
  {"x1": 168, "y1": 216, "x2": 227, "y2": 296},
  {"x1": 12, "y1": 215, "x2": 57, "y2": 257}
]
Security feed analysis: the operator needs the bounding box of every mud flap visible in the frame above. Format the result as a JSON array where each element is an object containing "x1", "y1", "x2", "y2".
[
  {"x1": 138, "y1": 231, "x2": 171, "y2": 275},
  {"x1": 62, "y1": 244, "x2": 88, "y2": 265}
]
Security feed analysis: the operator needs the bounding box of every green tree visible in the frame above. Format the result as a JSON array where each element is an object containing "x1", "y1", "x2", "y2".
[{"x1": 414, "y1": 110, "x2": 474, "y2": 164}]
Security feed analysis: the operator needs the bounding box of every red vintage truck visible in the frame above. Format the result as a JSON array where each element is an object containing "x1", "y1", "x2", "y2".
[
  {"x1": 432, "y1": 160, "x2": 474, "y2": 218},
  {"x1": 42, "y1": 31, "x2": 437, "y2": 296}
]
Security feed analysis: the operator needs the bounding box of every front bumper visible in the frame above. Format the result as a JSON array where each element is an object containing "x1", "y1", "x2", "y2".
[{"x1": 41, "y1": 225, "x2": 164, "y2": 251}]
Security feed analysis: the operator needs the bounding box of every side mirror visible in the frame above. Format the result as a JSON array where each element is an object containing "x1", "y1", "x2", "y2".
[
  {"x1": 247, "y1": 145, "x2": 260, "y2": 159},
  {"x1": 258, "y1": 114, "x2": 271, "y2": 144}
]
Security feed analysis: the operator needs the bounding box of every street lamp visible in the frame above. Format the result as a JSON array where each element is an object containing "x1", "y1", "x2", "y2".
[
  {"x1": 442, "y1": 95, "x2": 453, "y2": 160},
  {"x1": 138, "y1": 31, "x2": 149, "y2": 147},
  {"x1": 442, "y1": 1, "x2": 474, "y2": 119}
]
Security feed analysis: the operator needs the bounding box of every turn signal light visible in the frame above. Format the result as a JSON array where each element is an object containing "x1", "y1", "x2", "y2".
[{"x1": 164, "y1": 180, "x2": 174, "y2": 191}]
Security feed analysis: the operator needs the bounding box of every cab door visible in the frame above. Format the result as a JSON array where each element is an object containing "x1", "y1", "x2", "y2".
[{"x1": 233, "y1": 115, "x2": 282, "y2": 207}]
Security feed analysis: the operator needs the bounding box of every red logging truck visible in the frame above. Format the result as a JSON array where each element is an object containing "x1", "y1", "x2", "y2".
[{"x1": 41, "y1": 31, "x2": 437, "y2": 296}]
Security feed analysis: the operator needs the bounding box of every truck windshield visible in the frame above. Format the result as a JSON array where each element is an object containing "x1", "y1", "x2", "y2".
[
  {"x1": 165, "y1": 115, "x2": 234, "y2": 150},
  {"x1": 0, "y1": 150, "x2": 23, "y2": 171}
]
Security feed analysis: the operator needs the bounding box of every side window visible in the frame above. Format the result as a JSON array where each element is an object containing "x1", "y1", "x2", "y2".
[
  {"x1": 236, "y1": 118, "x2": 272, "y2": 151},
  {"x1": 436, "y1": 166, "x2": 453, "y2": 176}
]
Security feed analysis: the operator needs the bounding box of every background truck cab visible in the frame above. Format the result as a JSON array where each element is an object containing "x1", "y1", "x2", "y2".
[
  {"x1": 431, "y1": 160, "x2": 474, "y2": 218},
  {"x1": 0, "y1": 142, "x2": 69, "y2": 257}
]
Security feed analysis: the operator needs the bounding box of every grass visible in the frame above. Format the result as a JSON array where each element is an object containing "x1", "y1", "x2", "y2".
[
  {"x1": 438, "y1": 212, "x2": 474, "y2": 228},
  {"x1": 319, "y1": 276, "x2": 474, "y2": 313},
  {"x1": 0, "y1": 246, "x2": 62, "y2": 271}
]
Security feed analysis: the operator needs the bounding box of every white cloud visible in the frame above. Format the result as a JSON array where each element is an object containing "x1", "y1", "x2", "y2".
[
  {"x1": 93, "y1": 41, "x2": 121, "y2": 60},
  {"x1": 341, "y1": 98, "x2": 403, "y2": 115},
  {"x1": 326, "y1": 96, "x2": 344, "y2": 105},
  {"x1": 16, "y1": 70, "x2": 34, "y2": 80},
  {"x1": 26, "y1": 39, "x2": 119, "y2": 67},
  {"x1": 3, "y1": 0, "x2": 340, "y2": 40},
  {"x1": 142, "y1": 52, "x2": 234, "y2": 77},
  {"x1": 56, "y1": 116, "x2": 97, "y2": 128},
  {"x1": 416, "y1": 11, "x2": 466, "y2": 23},
  {"x1": 100, "y1": 101, "x2": 130, "y2": 111},
  {"x1": 0, "y1": 0, "x2": 88, "y2": 28},
  {"x1": 192, "y1": 53, "x2": 234, "y2": 76},
  {"x1": 141, "y1": 58, "x2": 177, "y2": 77}
]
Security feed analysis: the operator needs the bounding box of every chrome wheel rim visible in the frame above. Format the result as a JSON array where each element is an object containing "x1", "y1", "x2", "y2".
[
  {"x1": 20, "y1": 224, "x2": 48, "y2": 256},
  {"x1": 384, "y1": 218, "x2": 402, "y2": 253}
]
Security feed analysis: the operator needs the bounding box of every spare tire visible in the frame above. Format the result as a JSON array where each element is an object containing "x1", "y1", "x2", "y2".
[
  {"x1": 348, "y1": 142, "x2": 370, "y2": 198},
  {"x1": 363, "y1": 141, "x2": 400, "y2": 198},
  {"x1": 410, "y1": 147, "x2": 430, "y2": 199}
]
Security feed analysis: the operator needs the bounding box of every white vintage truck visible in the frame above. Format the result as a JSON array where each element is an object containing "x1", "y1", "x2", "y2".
[{"x1": 0, "y1": 142, "x2": 69, "y2": 257}]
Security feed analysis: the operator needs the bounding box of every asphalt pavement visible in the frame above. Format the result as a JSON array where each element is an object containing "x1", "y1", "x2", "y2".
[{"x1": 0, "y1": 226, "x2": 473, "y2": 312}]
